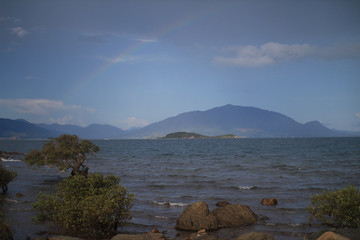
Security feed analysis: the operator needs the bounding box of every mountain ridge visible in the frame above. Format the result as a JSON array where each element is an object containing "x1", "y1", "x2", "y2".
[
  {"x1": 0, "y1": 104, "x2": 355, "y2": 139},
  {"x1": 127, "y1": 104, "x2": 343, "y2": 138}
]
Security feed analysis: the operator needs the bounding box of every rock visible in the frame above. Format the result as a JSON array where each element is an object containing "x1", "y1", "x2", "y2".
[
  {"x1": 216, "y1": 201, "x2": 230, "y2": 207},
  {"x1": 16, "y1": 192, "x2": 24, "y2": 197},
  {"x1": 261, "y1": 198, "x2": 278, "y2": 205},
  {"x1": 111, "y1": 233, "x2": 165, "y2": 240},
  {"x1": 212, "y1": 204, "x2": 257, "y2": 228},
  {"x1": 175, "y1": 201, "x2": 219, "y2": 231},
  {"x1": 316, "y1": 231, "x2": 350, "y2": 240},
  {"x1": 176, "y1": 201, "x2": 258, "y2": 231},
  {"x1": 149, "y1": 228, "x2": 160, "y2": 234},
  {"x1": 49, "y1": 236, "x2": 83, "y2": 240},
  {"x1": 236, "y1": 231, "x2": 274, "y2": 240}
]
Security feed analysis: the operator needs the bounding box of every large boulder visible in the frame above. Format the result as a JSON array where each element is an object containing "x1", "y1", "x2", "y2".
[
  {"x1": 175, "y1": 201, "x2": 219, "y2": 231},
  {"x1": 110, "y1": 233, "x2": 165, "y2": 240},
  {"x1": 316, "y1": 231, "x2": 350, "y2": 240},
  {"x1": 212, "y1": 204, "x2": 257, "y2": 228},
  {"x1": 261, "y1": 198, "x2": 278, "y2": 205},
  {"x1": 236, "y1": 231, "x2": 274, "y2": 240},
  {"x1": 176, "y1": 201, "x2": 257, "y2": 231}
]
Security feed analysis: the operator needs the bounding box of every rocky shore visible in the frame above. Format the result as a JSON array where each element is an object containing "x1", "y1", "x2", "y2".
[{"x1": 29, "y1": 201, "x2": 359, "y2": 240}]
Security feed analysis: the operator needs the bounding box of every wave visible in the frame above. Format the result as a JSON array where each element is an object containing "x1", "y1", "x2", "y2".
[
  {"x1": 152, "y1": 201, "x2": 189, "y2": 207},
  {"x1": 1, "y1": 158, "x2": 22, "y2": 162},
  {"x1": 4, "y1": 198, "x2": 22, "y2": 203},
  {"x1": 154, "y1": 215, "x2": 170, "y2": 220},
  {"x1": 238, "y1": 185, "x2": 257, "y2": 190}
]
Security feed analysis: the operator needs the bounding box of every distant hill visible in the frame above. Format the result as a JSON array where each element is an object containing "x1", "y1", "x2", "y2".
[
  {"x1": 38, "y1": 123, "x2": 126, "y2": 139},
  {"x1": 0, "y1": 104, "x2": 353, "y2": 139},
  {"x1": 161, "y1": 132, "x2": 239, "y2": 139},
  {"x1": 128, "y1": 104, "x2": 344, "y2": 138},
  {"x1": 0, "y1": 119, "x2": 59, "y2": 139},
  {"x1": 0, "y1": 119, "x2": 126, "y2": 139}
]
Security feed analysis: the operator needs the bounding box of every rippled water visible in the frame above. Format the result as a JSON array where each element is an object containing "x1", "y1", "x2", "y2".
[{"x1": 1, "y1": 138, "x2": 359, "y2": 239}]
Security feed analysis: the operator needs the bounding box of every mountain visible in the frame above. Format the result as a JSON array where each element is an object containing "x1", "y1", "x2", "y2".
[
  {"x1": 0, "y1": 119, "x2": 126, "y2": 139},
  {"x1": 0, "y1": 105, "x2": 352, "y2": 139},
  {"x1": 0, "y1": 118, "x2": 59, "y2": 139},
  {"x1": 128, "y1": 104, "x2": 342, "y2": 138},
  {"x1": 37, "y1": 123, "x2": 126, "y2": 139}
]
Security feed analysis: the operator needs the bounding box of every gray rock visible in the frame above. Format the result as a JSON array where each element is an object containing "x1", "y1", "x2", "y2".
[
  {"x1": 304, "y1": 228, "x2": 360, "y2": 240},
  {"x1": 175, "y1": 201, "x2": 219, "y2": 231},
  {"x1": 236, "y1": 231, "x2": 274, "y2": 240},
  {"x1": 212, "y1": 204, "x2": 257, "y2": 228},
  {"x1": 48, "y1": 236, "x2": 83, "y2": 240},
  {"x1": 316, "y1": 231, "x2": 350, "y2": 240},
  {"x1": 110, "y1": 233, "x2": 165, "y2": 240},
  {"x1": 175, "y1": 201, "x2": 257, "y2": 231}
]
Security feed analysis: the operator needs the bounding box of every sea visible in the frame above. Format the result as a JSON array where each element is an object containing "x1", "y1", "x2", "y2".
[{"x1": 1, "y1": 137, "x2": 359, "y2": 240}]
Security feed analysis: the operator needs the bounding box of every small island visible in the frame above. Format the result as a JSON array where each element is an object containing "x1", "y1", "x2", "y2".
[{"x1": 161, "y1": 132, "x2": 239, "y2": 139}]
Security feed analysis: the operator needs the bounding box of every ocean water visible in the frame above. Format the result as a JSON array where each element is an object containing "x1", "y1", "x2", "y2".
[{"x1": 1, "y1": 138, "x2": 359, "y2": 239}]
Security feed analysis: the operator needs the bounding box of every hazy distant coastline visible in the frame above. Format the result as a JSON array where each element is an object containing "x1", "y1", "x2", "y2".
[{"x1": 1, "y1": 105, "x2": 358, "y2": 140}]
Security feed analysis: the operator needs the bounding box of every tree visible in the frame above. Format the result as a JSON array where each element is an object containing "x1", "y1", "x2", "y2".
[
  {"x1": 24, "y1": 134, "x2": 100, "y2": 176},
  {"x1": 33, "y1": 173, "x2": 134, "y2": 238},
  {"x1": 0, "y1": 163, "x2": 17, "y2": 192},
  {"x1": 307, "y1": 185, "x2": 360, "y2": 228}
]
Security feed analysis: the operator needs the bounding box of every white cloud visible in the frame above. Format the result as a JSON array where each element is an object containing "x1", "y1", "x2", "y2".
[
  {"x1": 0, "y1": 98, "x2": 95, "y2": 125},
  {"x1": 214, "y1": 42, "x2": 360, "y2": 67},
  {"x1": 100, "y1": 54, "x2": 175, "y2": 64},
  {"x1": 0, "y1": 98, "x2": 89, "y2": 115},
  {"x1": 135, "y1": 38, "x2": 157, "y2": 43},
  {"x1": 115, "y1": 117, "x2": 149, "y2": 130},
  {"x1": 10, "y1": 26, "x2": 28, "y2": 37},
  {"x1": 355, "y1": 113, "x2": 360, "y2": 119}
]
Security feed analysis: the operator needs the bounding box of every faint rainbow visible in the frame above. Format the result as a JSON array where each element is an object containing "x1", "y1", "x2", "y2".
[{"x1": 69, "y1": 7, "x2": 216, "y2": 97}]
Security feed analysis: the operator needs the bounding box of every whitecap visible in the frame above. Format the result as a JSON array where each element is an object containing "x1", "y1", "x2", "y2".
[
  {"x1": 238, "y1": 185, "x2": 256, "y2": 190},
  {"x1": 1, "y1": 158, "x2": 21, "y2": 162},
  {"x1": 153, "y1": 201, "x2": 189, "y2": 207},
  {"x1": 154, "y1": 215, "x2": 169, "y2": 220},
  {"x1": 4, "y1": 199, "x2": 22, "y2": 203}
]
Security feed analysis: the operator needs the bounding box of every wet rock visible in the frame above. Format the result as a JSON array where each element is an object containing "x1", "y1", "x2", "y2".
[
  {"x1": 175, "y1": 201, "x2": 219, "y2": 231},
  {"x1": 212, "y1": 204, "x2": 257, "y2": 228},
  {"x1": 48, "y1": 236, "x2": 83, "y2": 240},
  {"x1": 236, "y1": 231, "x2": 274, "y2": 240},
  {"x1": 111, "y1": 233, "x2": 165, "y2": 240},
  {"x1": 149, "y1": 228, "x2": 160, "y2": 234},
  {"x1": 176, "y1": 201, "x2": 257, "y2": 231},
  {"x1": 16, "y1": 192, "x2": 24, "y2": 197},
  {"x1": 316, "y1": 231, "x2": 350, "y2": 240},
  {"x1": 216, "y1": 201, "x2": 230, "y2": 207},
  {"x1": 304, "y1": 228, "x2": 360, "y2": 240},
  {"x1": 261, "y1": 198, "x2": 278, "y2": 205}
]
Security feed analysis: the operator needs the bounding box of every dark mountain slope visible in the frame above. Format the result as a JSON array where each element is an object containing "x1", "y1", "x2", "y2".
[
  {"x1": 0, "y1": 118, "x2": 59, "y2": 139},
  {"x1": 129, "y1": 104, "x2": 338, "y2": 138}
]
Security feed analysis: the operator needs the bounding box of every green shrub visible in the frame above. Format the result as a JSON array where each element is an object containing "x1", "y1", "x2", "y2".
[
  {"x1": 33, "y1": 173, "x2": 134, "y2": 238},
  {"x1": 0, "y1": 202, "x2": 13, "y2": 240},
  {"x1": 0, "y1": 163, "x2": 17, "y2": 192},
  {"x1": 307, "y1": 185, "x2": 360, "y2": 228},
  {"x1": 24, "y1": 134, "x2": 100, "y2": 176}
]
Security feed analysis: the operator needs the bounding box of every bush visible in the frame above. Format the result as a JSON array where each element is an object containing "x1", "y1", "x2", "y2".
[
  {"x1": 33, "y1": 173, "x2": 134, "y2": 238},
  {"x1": 24, "y1": 134, "x2": 100, "y2": 176},
  {"x1": 0, "y1": 210, "x2": 13, "y2": 240},
  {"x1": 0, "y1": 163, "x2": 17, "y2": 192},
  {"x1": 307, "y1": 185, "x2": 360, "y2": 228}
]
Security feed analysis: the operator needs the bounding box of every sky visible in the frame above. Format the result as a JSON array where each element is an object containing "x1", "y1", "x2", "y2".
[{"x1": 1, "y1": 0, "x2": 360, "y2": 131}]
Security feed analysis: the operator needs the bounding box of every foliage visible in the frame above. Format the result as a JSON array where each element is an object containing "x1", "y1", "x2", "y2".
[
  {"x1": 307, "y1": 185, "x2": 360, "y2": 228},
  {"x1": 0, "y1": 163, "x2": 17, "y2": 192},
  {"x1": 24, "y1": 134, "x2": 100, "y2": 176},
  {"x1": 33, "y1": 173, "x2": 134, "y2": 238},
  {"x1": 0, "y1": 199, "x2": 13, "y2": 240}
]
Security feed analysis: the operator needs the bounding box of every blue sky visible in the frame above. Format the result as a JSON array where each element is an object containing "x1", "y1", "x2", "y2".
[{"x1": 1, "y1": 0, "x2": 360, "y2": 131}]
